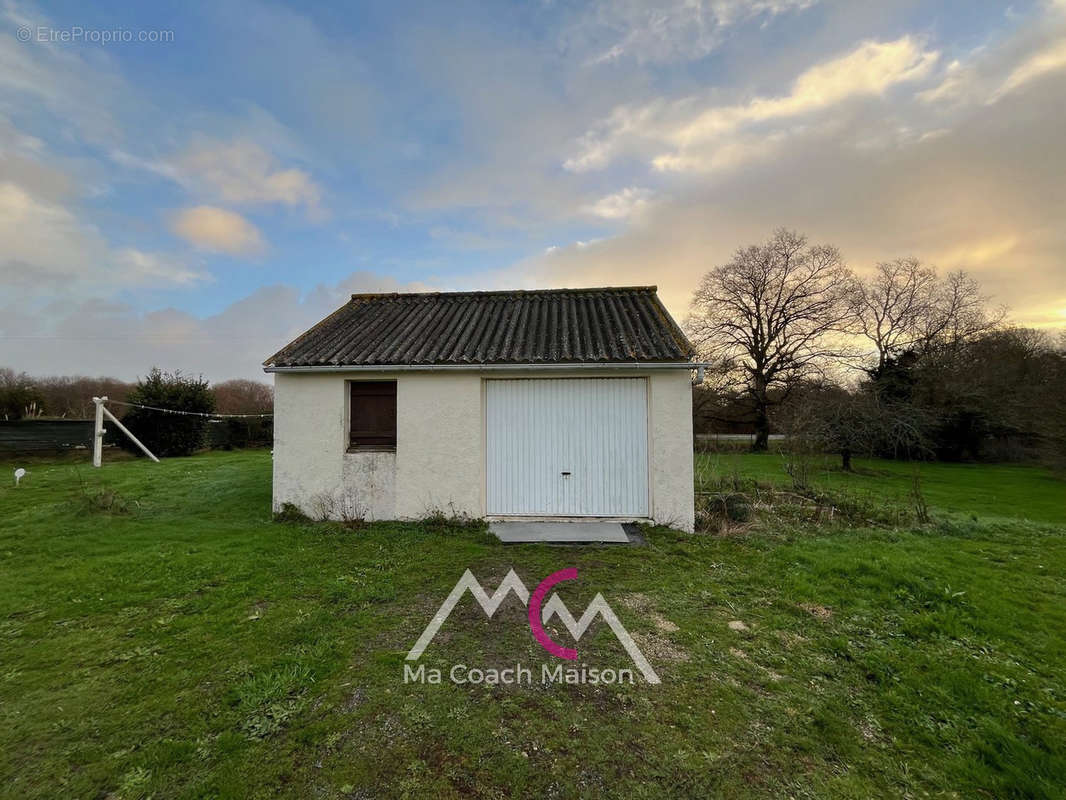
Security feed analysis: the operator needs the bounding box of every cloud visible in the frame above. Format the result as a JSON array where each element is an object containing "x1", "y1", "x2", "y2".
[
  {"x1": 112, "y1": 248, "x2": 207, "y2": 286},
  {"x1": 932, "y1": 235, "x2": 1020, "y2": 268},
  {"x1": 651, "y1": 128, "x2": 792, "y2": 173},
  {"x1": 1016, "y1": 298, "x2": 1066, "y2": 329},
  {"x1": 581, "y1": 186, "x2": 657, "y2": 220},
  {"x1": 174, "y1": 138, "x2": 323, "y2": 217},
  {"x1": 427, "y1": 225, "x2": 503, "y2": 250},
  {"x1": 523, "y1": 46, "x2": 1066, "y2": 332},
  {"x1": 562, "y1": 102, "x2": 668, "y2": 173},
  {"x1": 112, "y1": 136, "x2": 325, "y2": 221},
  {"x1": 566, "y1": 0, "x2": 818, "y2": 66},
  {"x1": 917, "y1": 59, "x2": 980, "y2": 106},
  {"x1": 170, "y1": 206, "x2": 265, "y2": 256},
  {"x1": 989, "y1": 36, "x2": 1066, "y2": 101},
  {"x1": 565, "y1": 36, "x2": 940, "y2": 174},
  {"x1": 0, "y1": 113, "x2": 209, "y2": 299},
  {"x1": 0, "y1": 145, "x2": 72, "y2": 202},
  {"x1": 0, "y1": 180, "x2": 207, "y2": 296},
  {"x1": 919, "y1": 5, "x2": 1066, "y2": 109},
  {"x1": 0, "y1": 0, "x2": 129, "y2": 144},
  {"x1": 0, "y1": 270, "x2": 434, "y2": 382}
]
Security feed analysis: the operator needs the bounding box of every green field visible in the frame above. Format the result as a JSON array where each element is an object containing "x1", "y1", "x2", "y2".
[
  {"x1": 696, "y1": 451, "x2": 1066, "y2": 525},
  {"x1": 2, "y1": 451, "x2": 1065, "y2": 798}
]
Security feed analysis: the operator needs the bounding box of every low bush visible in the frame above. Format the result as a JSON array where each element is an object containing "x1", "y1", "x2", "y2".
[
  {"x1": 119, "y1": 369, "x2": 215, "y2": 457},
  {"x1": 273, "y1": 502, "x2": 313, "y2": 524},
  {"x1": 81, "y1": 487, "x2": 130, "y2": 514},
  {"x1": 421, "y1": 504, "x2": 486, "y2": 534},
  {"x1": 693, "y1": 470, "x2": 922, "y2": 532},
  {"x1": 695, "y1": 491, "x2": 753, "y2": 531}
]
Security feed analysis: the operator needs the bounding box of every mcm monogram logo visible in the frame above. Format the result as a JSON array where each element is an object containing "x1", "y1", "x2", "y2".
[{"x1": 406, "y1": 568, "x2": 660, "y2": 684}]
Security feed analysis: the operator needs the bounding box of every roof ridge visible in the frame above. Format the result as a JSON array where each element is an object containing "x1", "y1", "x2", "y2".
[{"x1": 349, "y1": 286, "x2": 657, "y2": 301}]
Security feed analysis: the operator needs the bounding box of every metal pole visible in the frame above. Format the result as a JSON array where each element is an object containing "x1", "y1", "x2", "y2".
[
  {"x1": 92, "y1": 396, "x2": 106, "y2": 468},
  {"x1": 102, "y1": 406, "x2": 160, "y2": 463}
]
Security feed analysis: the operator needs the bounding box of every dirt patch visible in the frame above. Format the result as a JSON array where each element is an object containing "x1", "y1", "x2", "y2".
[
  {"x1": 633, "y1": 631, "x2": 689, "y2": 663},
  {"x1": 620, "y1": 593, "x2": 680, "y2": 632},
  {"x1": 619, "y1": 593, "x2": 651, "y2": 611},
  {"x1": 858, "y1": 719, "x2": 881, "y2": 742},
  {"x1": 774, "y1": 630, "x2": 809, "y2": 648},
  {"x1": 652, "y1": 615, "x2": 679, "y2": 632},
  {"x1": 799, "y1": 603, "x2": 833, "y2": 620},
  {"x1": 342, "y1": 686, "x2": 364, "y2": 712},
  {"x1": 730, "y1": 647, "x2": 784, "y2": 681}
]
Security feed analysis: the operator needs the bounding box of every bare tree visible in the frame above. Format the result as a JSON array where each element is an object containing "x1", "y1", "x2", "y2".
[
  {"x1": 0, "y1": 368, "x2": 45, "y2": 420},
  {"x1": 850, "y1": 258, "x2": 939, "y2": 373},
  {"x1": 686, "y1": 229, "x2": 857, "y2": 451},
  {"x1": 810, "y1": 386, "x2": 930, "y2": 471},
  {"x1": 33, "y1": 374, "x2": 133, "y2": 418},
  {"x1": 852, "y1": 259, "x2": 1002, "y2": 374},
  {"x1": 213, "y1": 379, "x2": 273, "y2": 414},
  {"x1": 931, "y1": 270, "x2": 1004, "y2": 351}
]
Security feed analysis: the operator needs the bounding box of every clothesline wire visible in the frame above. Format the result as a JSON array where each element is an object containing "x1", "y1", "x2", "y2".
[{"x1": 105, "y1": 399, "x2": 273, "y2": 419}]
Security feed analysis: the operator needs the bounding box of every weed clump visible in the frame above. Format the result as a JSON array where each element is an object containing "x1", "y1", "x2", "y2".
[
  {"x1": 693, "y1": 467, "x2": 925, "y2": 532},
  {"x1": 83, "y1": 488, "x2": 130, "y2": 514},
  {"x1": 273, "y1": 502, "x2": 312, "y2": 524},
  {"x1": 230, "y1": 663, "x2": 314, "y2": 739},
  {"x1": 68, "y1": 467, "x2": 134, "y2": 515},
  {"x1": 695, "y1": 492, "x2": 753, "y2": 532},
  {"x1": 71, "y1": 475, "x2": 131, "y2": 515},
  {"x1": 421, "y1": 504, "x2": 486, "y2": 534}
]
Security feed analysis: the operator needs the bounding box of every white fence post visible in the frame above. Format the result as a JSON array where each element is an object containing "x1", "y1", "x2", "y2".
[
  {"x1": 90, "y1": 396, "x2": 160, "y2": 465},
  {"x1": 92, "y1": 396, "x2": 105, "y2": 468}
]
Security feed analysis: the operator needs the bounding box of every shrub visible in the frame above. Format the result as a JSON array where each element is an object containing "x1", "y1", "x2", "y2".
[
  {"x1": 421, "y1": 503, "x2": 485, "y2": 533},
  {"x1": 119, "y1": 369, "x2": 215, "y2": 457},
  {"x1": 695, "y1": 491, "x2": 753, "y2": 532},
  {"x1": 206, "y1": 418, "x2": 273, "y2": 450},
  {"x1": 273, "y1": 503, "x2": 313, "y2": 524},
  {"x1": 70, "y1": 470, "x2": 132, "y2": 514},
  {"x1": 76, "y1": 487, "x2": 131, "y2": 514},
  {"x1": 0, "y1": 368, "x2": 45, "y2": 420}
]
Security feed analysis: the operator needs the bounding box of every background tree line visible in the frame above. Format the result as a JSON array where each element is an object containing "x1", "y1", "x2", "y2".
[
  {"x1": 0, "y1": 368, "x2": 274, "y2": 456},
  {"x1": 688, "y1": 229, "x2": 1066, "y2": 467},
  {"x1": 0, "y1": 369, "x2": 273, "y2": 421}
]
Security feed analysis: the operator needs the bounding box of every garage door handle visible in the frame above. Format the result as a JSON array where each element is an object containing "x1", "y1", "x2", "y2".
[{"x1": 561, "y1": 471, "x2": 571, "y2": 477}]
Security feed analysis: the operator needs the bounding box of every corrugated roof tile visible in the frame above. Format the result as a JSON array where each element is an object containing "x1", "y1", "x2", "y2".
[{"x1": 264, "y1": 286, "x2": 693, "y2": 368}]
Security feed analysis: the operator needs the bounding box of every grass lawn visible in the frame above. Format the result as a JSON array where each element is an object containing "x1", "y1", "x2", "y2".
[
  {"x1": 1, "y1": 451, "x2": 1065, "y2": 798},
  {"x1": 696, "y1": 451, "x2": 1066, "y2": 525}
]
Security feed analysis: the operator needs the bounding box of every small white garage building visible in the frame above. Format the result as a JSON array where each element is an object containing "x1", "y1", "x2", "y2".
[{"x1": 264, "y1": 287, "x2": 696, "y2": 531}]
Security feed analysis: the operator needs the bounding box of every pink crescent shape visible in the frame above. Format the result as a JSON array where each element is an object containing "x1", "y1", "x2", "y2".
[{"x1": 528, "y1": 568, "x2": 578, "y2": 660}]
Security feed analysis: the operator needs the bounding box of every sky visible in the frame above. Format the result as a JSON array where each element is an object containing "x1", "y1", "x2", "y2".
[{"x1": 1, "y1": 0, "x2": 1064, "y2": 382}]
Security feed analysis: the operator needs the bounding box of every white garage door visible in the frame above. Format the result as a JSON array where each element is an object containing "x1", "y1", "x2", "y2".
[{"x1": 486, "y1": 378, "x2": 649, "y2": 517}]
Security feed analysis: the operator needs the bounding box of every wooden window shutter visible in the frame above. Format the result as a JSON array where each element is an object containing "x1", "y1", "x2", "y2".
[{"x1": 349, "y1": 381, "x2": 397, "y2": 450}]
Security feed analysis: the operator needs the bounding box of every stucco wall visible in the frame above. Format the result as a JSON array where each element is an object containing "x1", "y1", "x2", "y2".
[
  {"x1": 648, "y1": 370, "x2": 696, "y2": 531},
  {"x1": 394, "y1": 373, "x2": 483, "y2": 518},
  {"x1": 341, "y1": 451, "x2": 396, "y2": 520},
  {"x1": 271, "y1": 369, "x2": 695, "y2": 531},
  {"x1": 272, "y1": 371, "x2": 483, "y2": 521},
  {"x1": 273, "y1": 371, "x2": 347, "y2": 518}
]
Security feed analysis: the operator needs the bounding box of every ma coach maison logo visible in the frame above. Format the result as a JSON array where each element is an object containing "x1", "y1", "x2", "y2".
[{"x1": 404, "y1": 568, "x2": 661, "y2": 685}]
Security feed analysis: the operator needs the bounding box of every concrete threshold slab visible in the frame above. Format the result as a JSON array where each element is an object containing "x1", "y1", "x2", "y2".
[{"x1": 489, "y1": 521, "x2": 630, "y2": 543}]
